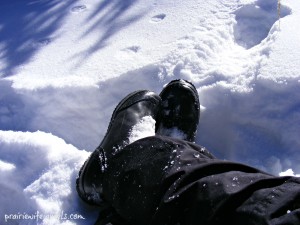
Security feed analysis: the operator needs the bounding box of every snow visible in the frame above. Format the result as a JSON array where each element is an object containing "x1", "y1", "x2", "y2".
[
  {"x1": 279, "y1": 168, "x2": 300, "y2": 177},
  {"x1": 128, "y1": 116, "x2": 156, "y2": 144},
  {"x1": 1, "y1": 0, "x2": 300, "y2": 224}
]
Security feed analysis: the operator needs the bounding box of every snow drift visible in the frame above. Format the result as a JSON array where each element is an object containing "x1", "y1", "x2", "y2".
[{"x1": 1, "y1": 0, "x2": 300, "y2": 224}]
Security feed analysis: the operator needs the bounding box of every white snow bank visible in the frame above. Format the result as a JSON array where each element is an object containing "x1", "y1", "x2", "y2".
[
  {"x1": 3, "y1": 0, "x2": 212, "y2": 89},
  {"x1": 0, "y1": 130, "x2": 98, "y2": 225},
  {"x1": 280, "y1": 169, "x2": 300, "y2": 177},
  {"x1": 1, "y1": 0, "x2": 300, "y2": 224}
]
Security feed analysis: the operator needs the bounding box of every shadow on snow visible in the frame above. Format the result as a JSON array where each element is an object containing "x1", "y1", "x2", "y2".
[{"x1": 0, "y1": 0, "x2": 145, "y2": 77}]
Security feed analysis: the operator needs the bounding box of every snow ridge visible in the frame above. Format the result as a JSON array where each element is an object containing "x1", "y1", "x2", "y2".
[{"x1": 1, "y1": 0, "x2": 300, "y2": 224}]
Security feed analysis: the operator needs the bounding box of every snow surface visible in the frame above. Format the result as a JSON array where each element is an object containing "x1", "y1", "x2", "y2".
[{"x1": 1, "y1": 0, "x2": 300, "y2": 224}]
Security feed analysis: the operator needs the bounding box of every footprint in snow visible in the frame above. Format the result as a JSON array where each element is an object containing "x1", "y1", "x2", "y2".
[
  {"x1": 71, "y1": 5, "x2": 87, "y2": 13},
  {"x1": 123, "y1": 46, "x2": 141, "y2": 53},
  {"x1": 37, "y1": 38, "x2": 51, "y2": 46},
  {"x1": 150, "y1": 13, "x2": 166, "y2": 23},
  {"x1": 233, "y1": 1, "x2": 291, "y2": 49}
]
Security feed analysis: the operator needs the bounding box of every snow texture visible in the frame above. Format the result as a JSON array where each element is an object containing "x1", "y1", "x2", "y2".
[{"x1": 1, "y1": 0, "x2": 300, "y2": 224}]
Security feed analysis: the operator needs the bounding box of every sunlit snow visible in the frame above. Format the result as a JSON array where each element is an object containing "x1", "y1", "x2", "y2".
[{"x1": 1, "y1": 0, "x2": 300, "y2": 224}]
